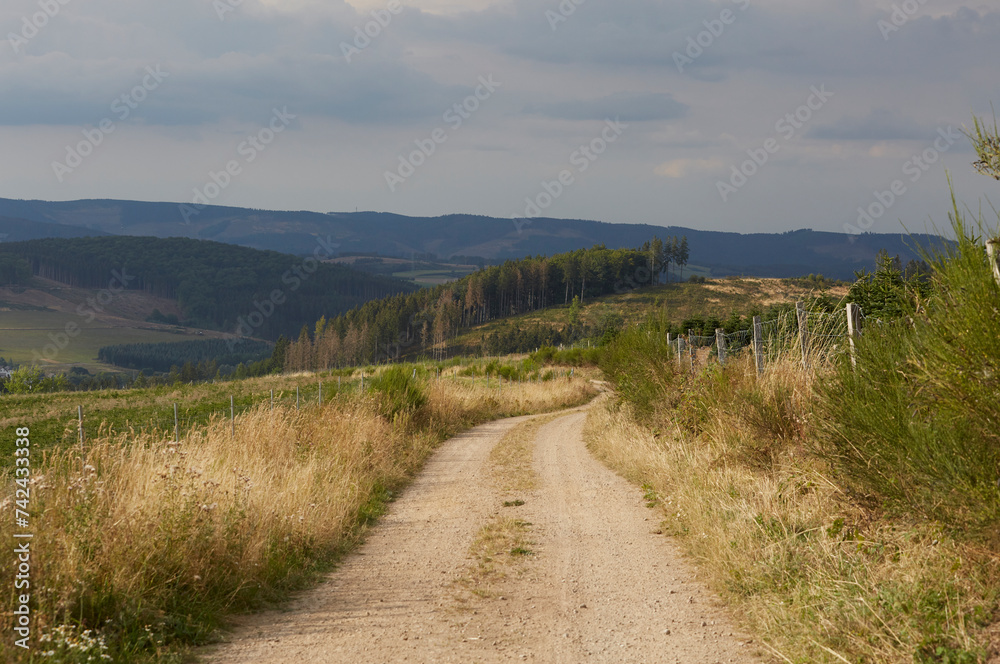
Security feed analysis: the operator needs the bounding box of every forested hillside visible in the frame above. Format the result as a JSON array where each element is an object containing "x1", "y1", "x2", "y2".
[
  {"x1": 97, "y1": 338, "x2": 274, "y2": 375},
  {"x1": 283, "y1": 239, "x2": 686, "y2": 370},
  {"x1": 0, "y1": 236, "x2": 416, "y2": 339}
]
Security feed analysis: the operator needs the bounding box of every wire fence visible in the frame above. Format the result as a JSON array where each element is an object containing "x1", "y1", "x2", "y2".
[
  {"x1": 67, "y1": 366, "x2": 568, "y2": 450},
  {"x1": 669, "y1": 301, "x2": 866, "y2": 375}
]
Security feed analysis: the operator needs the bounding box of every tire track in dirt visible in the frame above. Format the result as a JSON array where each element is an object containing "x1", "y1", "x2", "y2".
[{"x1": 202, "y1": 405, "x2": 764, "y2": 663}]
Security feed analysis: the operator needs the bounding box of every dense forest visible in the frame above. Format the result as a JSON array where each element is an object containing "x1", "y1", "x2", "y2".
[
  {"x1": 97, "y1": 338, "x2": 273, "y2": 374},
  {"x1": 0, "y1": 236, "x2": 416, "y2": 339},
  {"x1": 283, "y1": 238, "x2": 688, "y2": 370}
]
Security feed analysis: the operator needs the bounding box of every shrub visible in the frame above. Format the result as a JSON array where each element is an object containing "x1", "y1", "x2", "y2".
[
  {"x1": 368, "y1": 366, "x2": 427, "y2": 419},
  {"x1": 816, "y1": 208, "x2": 1000, "y2": 536},
  {"x1": 599, "y1": 316, "x2": 678, "y2": 417}
]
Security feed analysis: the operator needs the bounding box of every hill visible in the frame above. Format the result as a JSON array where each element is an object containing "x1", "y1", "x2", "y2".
[
  {"x1": 278, "y1": 240, "x2": 852, "y2": 371},
  {"x1": 0, "y1": 214, "x2": 110, "y2": 242},
  {"x1": 449, "y1": 275, "x2": 850, "y2": 356},
  {"x1": 0, "y1": 197, "x2": 941, "y2": 280},
  {"x1": 0, "y1": 236, "x2": 417, "y2": 342},
  {"x1": 0, "y1": 276, "x2": 232, "y2": 372}
]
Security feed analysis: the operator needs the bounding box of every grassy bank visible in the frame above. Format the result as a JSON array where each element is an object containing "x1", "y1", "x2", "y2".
[
  {"x1": 590, "y1": 215, "x2": 1000, "y2": 662},
  {"x1": 0, "y1": 369, "x2": 596, "y2": 663}
]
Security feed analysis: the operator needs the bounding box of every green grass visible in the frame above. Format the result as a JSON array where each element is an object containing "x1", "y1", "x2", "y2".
[
  {"x1": 0, "y1": 372, "x2": 366, "y2": 471},
  {"x1": 0, "y1": 308, "x2": 215, "y2": 372},
  {"x1": 392, "y1": 267, "x2": 478, "y2": 287}
]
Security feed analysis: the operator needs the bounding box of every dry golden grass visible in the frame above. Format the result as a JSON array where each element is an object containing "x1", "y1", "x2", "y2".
[
  {"x1": 0, "y1": 374, "x2": 596, "y2": 662},
  {"x1": 587, "y1": 356, "x2": 998, "y2": 663}
]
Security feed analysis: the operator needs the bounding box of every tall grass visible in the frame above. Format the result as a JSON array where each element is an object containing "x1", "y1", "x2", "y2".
[
  {"x1": 587, "y1": 389, "x2": 997, "y2": 664},
  {"x1": 0, "y1": 373, "x2": 596, "y2": 663}
]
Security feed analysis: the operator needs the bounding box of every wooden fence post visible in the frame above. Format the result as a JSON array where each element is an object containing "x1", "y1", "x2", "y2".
[
  {"x1": 752, "y1": 316, "x2": 764, "y2": 376},
  {"x1": 688, "y1": 329, "x2": 696, "y2": 372},
  {"x1": 676, "y1": 336, "x2": 684, "y2": 369},
  {"x1": 988, "y1": 239, "x2": 1000, "y2": 287},
  {"x1": 716, "y1": 328, "x2": 726, "y2": 365},
  {"x1": 796, "y1": 301, "x2": 809, "y2": 370},
  {"x1": 78, "y1": 405, "x2": 84, "y2": 453},
  {"x1": 846, "y1": 302, "x2": 861, "y2": 369}
]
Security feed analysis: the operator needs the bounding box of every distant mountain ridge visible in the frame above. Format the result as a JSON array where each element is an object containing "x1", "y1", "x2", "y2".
[
  {"x1": 0, "y1": 215, "x2": 111, "y2": 243},
  {"x1": 0, "y1": 197, "x2": 939, "y2": 280}
]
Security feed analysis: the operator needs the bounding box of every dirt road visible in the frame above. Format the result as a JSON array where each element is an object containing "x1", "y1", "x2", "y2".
[{"x1": 203, "y1": 405, "x2": 763, "y2": 663}]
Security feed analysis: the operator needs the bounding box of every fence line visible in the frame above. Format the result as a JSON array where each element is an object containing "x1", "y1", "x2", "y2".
[
  {"x1": 67, "y1": 367, "x2": 569, "y2": 447},
  {"x1": 670, "y1": 301, "x2": 865, "y2": 376}
]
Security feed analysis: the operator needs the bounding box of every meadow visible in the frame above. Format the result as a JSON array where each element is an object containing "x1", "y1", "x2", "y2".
[{"x1": 0, "y1": 307, "x2": 217, "y2": 373}]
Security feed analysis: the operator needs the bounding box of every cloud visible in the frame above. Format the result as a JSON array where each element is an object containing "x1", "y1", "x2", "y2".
[
  {"x1": 0, "y1": 51, "x2": 471, "y2": 127},
  {"x1": 807, "y1": 108, "x2": 934, "y2": 141},
  {"x1": 655, "y1": 157, "x2": 724, "y2": 178},
  {"x1": 0, "y1": 0, "x2": 467, "y2": 127},
  {"x1": 523, "y1": 92, "x2": 687, "y2": 122}
]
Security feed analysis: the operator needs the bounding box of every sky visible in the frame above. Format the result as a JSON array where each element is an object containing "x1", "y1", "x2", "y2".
[{"x1": 0, "y1": 0, "x2": 998, "y2": 235}]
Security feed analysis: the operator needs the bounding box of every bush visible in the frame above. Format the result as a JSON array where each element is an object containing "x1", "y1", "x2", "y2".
[
  {"x1": 816, "y1": 209, "x2": 1000, "y2": 536},
  {"x1": 530, "y1": 345, "x2": 602, "y2": 367},
  {"x1": 368, "y1": 366, "x2": 427, "y2": 419},
  {"x1": 599, "y1": 316, "x2": 678, "y2": 417}
]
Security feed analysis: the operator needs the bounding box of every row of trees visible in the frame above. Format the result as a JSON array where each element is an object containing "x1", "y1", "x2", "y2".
[
  {"x1": 640, "y1": 235, "x2": 690, "y2": 284},
  {"x1": 98, "y1": 339, "x2": 273, "y2": 374},
  {"x1": 282, "y1": 239, "x2": 687, "y2": 371}
]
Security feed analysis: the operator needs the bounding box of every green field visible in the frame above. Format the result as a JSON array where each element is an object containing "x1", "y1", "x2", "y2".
[
  {"x1": 0, "y1": 369, "x2": 365, "y2": 470},
  {"x1": 0, "y1": 307, "x2": 223, "y2": 372},
  {"x1": 392, "y1": 267, "x2": 479, "y2": 287}
]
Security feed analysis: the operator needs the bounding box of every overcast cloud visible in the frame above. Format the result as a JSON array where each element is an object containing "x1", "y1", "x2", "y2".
[{"x1": 1, "y1": 0, "x2": 997, "y2": 235}]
